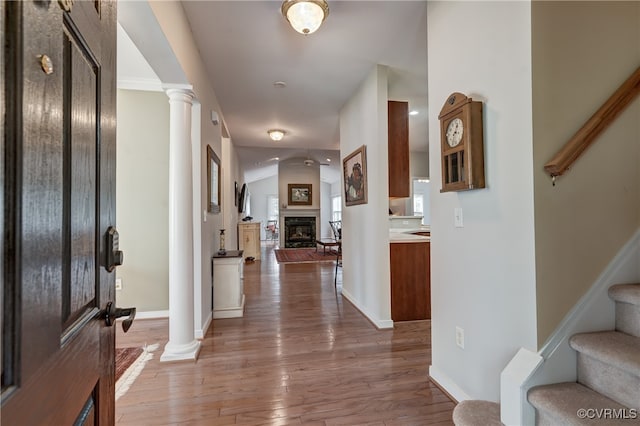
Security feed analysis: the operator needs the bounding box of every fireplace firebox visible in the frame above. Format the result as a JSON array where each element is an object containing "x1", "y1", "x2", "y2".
[{"x1": 284, "y1": 217, "x2": 316, "y2": 248}]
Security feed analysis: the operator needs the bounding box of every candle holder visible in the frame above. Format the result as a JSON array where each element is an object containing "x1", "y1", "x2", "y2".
[{"x1": 218, "y1": 229, "x2": 226, "y2": 255}]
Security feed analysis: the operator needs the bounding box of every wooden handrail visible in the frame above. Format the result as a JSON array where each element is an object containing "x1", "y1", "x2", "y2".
[{"x1": 545, "y1": 66, "x2": 640, "y2": 180}]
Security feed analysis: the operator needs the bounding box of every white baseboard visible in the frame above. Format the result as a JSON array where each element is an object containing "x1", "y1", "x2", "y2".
[
  {"x1": 135, "y1": 310, "x2": 169, "y2": 319},
  {"x1": 341, "y1": 288, "x2": 394, "y2": 330},
  {"x1": 195, "y1": 311, "x2": 213, "y2": 339},
  {"x1": 429, "y1": 365, "x2": 471, "y2": 402}
]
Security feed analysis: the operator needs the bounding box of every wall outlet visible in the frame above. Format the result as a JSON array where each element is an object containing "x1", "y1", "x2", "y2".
[
  {"x1": 455, "y1": 326, "x2": 465, "y2": 349},
  {"x1": 115, "y1": 278, "x2": 122, "y2": 291}
]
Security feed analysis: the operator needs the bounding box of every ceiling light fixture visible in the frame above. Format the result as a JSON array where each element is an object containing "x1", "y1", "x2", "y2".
[
  {"x1": 268, "y1": 129, "x2": 285, "y2": 141},
  {"x1": 281, "y1": 0, "x2": 329, "y2": 35},
  {"x1": 409, "y1": 110, "x2": 419, "y2": 116}
]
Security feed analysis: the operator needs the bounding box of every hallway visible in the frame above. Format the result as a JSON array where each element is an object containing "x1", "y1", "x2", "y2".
[{"x1": 115, "y1": 244, "x2": 454, "y2": 425}]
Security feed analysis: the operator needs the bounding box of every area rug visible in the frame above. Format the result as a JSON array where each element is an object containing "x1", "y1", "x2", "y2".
[
  {"x1": 274, "y1": 248, "x2": 338, "y2": 264},
  {"x1": 115, "y1": 343, "x2": 158, "y2": 400}
]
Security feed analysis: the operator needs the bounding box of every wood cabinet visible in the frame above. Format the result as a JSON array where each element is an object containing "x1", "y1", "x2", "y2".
[
  {"x1": 390, "y1": 241, "x2": 430, "y2": 321},
  {"x1": 212, "y1": 250, "x2": 245, "y2": 318},
  {"x1": 388, "y1": 100, "x2": 410, "y2": 198},
  {"x1": 238, "y1": 222, "x2": 260, "y2": 260}
]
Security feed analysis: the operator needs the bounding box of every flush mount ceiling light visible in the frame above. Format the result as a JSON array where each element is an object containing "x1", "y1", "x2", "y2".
[
  {"x1": 281, "y1": 0, "x2": 329, "y2": 35},
  {"x1": 268, "y1": 129, "x2": 285, "y2": 141}
]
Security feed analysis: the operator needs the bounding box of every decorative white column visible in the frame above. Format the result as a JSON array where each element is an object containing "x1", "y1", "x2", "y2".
[{"x1": 161, "y1": 88, "x2": 201, "y2": 362}]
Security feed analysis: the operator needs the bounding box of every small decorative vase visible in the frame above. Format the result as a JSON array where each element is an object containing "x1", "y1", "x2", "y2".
[{"x1": 218, "y1": 229, "x2": 226, "y2": 255}]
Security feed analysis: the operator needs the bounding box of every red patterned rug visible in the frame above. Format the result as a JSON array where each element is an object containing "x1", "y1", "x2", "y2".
[
  {"x1": 115, "y1": 347, "x2": 143, "y2": 382},
  {"x1": 274, "y1": 248, "x2": 339, "y2": 264}
]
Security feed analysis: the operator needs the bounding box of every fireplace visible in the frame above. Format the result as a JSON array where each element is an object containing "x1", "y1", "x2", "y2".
[{"x1": 284, "y1": 216, "x2": 316, "y2": 248}]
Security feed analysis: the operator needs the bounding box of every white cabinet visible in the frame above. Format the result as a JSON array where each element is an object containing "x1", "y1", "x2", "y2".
[
  {"x1": 212, "y1": 250, "x2": 245, "y2": 319},
  {"x1": 238, "y1": 222, "x2": 260, "y2": 260}
]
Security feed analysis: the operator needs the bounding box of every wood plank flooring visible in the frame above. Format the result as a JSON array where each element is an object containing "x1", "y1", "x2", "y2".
[{"x1": 115, "y1": 244, "x2": 454, "y2": 425}]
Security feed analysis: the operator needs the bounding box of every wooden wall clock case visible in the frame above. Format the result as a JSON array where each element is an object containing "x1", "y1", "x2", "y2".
[{"x1": 438, "y1": 92, "x2": 486, "y2": 192}]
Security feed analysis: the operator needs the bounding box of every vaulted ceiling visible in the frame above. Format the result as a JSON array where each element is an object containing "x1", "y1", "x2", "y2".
[{"x1": 118, "y1": 1, "x2": 428, "y2": 183}]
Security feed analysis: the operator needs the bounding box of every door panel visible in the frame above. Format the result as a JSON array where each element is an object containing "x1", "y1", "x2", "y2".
[
  {"x1": 64, "y1": 19, "x2": 98, "y2": 329},
  {"x1": 2, "y1": 0, "x2": 117, "y2": 424}
]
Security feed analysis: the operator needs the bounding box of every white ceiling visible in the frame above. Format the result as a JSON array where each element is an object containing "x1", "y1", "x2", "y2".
[{"x1": 118, "y1": 1, "x2": 428, "y2": 184}]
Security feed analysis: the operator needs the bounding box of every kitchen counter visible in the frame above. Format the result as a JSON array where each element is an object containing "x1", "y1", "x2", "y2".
[
  {"x1": 389, "y1": 232, "x2": 430, "y2": 243},
  {"x1": 389, "y1": 225, "x2": 430, "y2": 243}
]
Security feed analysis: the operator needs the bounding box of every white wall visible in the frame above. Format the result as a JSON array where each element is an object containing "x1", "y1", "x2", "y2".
[
  {"x1": 247, "y1": 175, "x2": 278, "y2": 241},
  {"x1": 120, "y1": 1, "x2": 245, "y2": 335},
  {"x1": 339, "y1": 65, "x2": 392, "y2": 329},
  {"x1": 427, "y1": 1, "x2": 537, "y2": 401},
  {"x1": 531, "y1": 0, "x2": 640, "y2": 345},
  {"x1": 222, "y1": 136, "x2": 242, "y2": 249},
  {"x1": 320, "y1": 181, "x2": 332, "y2": 239},
  {"x1": 116, "y1": 89, "x2": 170, "y2": 312}
]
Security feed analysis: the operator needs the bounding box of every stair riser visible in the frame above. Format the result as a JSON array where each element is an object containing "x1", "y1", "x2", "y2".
[
  {"x1": 577, "y1": 354, "x2": 640, "y2": 410},
  {"x1": 616, "y1": 302, "x2": 640, "y2": 338},
  {"x1": 535, "y1": 410, "x2": 568, "y2": 426}
]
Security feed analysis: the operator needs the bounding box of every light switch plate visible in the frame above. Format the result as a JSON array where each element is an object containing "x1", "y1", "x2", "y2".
[{"x1": 454, "y1": 208, "x2": 463, "y2": 228}]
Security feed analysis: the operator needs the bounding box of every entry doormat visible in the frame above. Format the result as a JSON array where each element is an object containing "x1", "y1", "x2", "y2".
[
  {"x1": 115, "y1": 343, "x2": 158, "y2": 401},
  {"x1": 274, "y1": 248, "x2": 338, "y2": 264},
  {"x1": 115, "y1": 347, "x2": 143, "y2": 382}
]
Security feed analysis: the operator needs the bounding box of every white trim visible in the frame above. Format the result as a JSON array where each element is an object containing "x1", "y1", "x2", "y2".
[
  {"x1": 117, "y1": 78, "x2": 163, "y2": 92},
  {"x1": 539, "y1": 228, "x2": 640, "y2": 359},
  {"x1": 160, "y1": 340, "x2": 202, "y2": 362},
  {"x1": 162, "y1": 83, "x2": 194, "y2": 94},
  {"x1": 135, "y1": 310, "x2": 169, "y2": 319},
  {"x1": 429, "y1": 365, "x2": 472, "y2": 402},
  {"x1": 341, "y1": 288, "x2": 394, "y2": 330},
  {"x1": 195, "y1": 311, "x2": 212, "y2": 340},
  {"x1": 213, "y1": 295, "x2": 246, "y2": 319},
  {"x1": 500, "y1": 348, "x2": 543, "y2": 426},
  {"x1": 509, "y1": 228, "x2": 640, "y2": 426}
]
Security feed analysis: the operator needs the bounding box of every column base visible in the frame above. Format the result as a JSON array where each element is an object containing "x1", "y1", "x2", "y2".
[{"x1": 160, "y1": 339, "x2": 202, "y2": 362}]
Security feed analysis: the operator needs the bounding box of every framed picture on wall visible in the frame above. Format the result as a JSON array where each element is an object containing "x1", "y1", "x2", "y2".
[
  {"x1": 343, "y1": 145, "x2": 367, "y2": 206},
  {"x1": 287, "y1": 183, "x2": 312, "y2": 206},
  {"x1": 207, "y1": 145, "x2": 221, "y2": 214}
]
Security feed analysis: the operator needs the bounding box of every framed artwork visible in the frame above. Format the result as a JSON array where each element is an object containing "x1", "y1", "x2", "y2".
[
  {"x1": 343, "y1": 145, "x2": 368, "y2": 206},
  {"x1": 238, "y1": 183, "x2": 247, "y2": 213},
  {"x1": 207, "y1": 145, "x2": 221, "y2": 214},
  {"x1": 234, "y1": 181, "x2": 238, "y2": 206},
  {"x1": 287, "y1": 183, "x2": 312, "y2": 206}
]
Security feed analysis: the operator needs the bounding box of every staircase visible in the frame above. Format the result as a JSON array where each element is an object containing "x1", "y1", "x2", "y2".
[{"x1": 528, "y1": 283, "x2": 640, "y2": 425}]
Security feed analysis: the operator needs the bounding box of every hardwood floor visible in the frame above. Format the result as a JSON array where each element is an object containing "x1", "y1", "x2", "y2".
[{"x1": 115, "y1": 244, "x2": 454, "y2": 425}]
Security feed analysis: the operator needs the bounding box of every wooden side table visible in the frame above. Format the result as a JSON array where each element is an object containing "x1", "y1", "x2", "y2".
[{"x1": 316, "y1": 239, "x2": 340, "y2": 255}]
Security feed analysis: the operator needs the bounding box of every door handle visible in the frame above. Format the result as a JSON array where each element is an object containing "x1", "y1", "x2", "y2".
[{"x1": 103, "y1": 301, "x2": 136, "y2": 332}]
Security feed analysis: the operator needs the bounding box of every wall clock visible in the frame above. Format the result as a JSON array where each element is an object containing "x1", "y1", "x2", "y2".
[{"x1": 438, "y1": 92, "x2": 485, "y2": 192}]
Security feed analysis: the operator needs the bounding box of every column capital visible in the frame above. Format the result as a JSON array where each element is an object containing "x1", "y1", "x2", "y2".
[{"x1": 164, "y1": 85, "x2": 195, "y2": 103}]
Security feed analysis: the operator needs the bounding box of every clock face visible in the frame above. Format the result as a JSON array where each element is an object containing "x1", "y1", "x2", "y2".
[{"x1": 446, "y1": 118, "x2": 464, "y2": 147}]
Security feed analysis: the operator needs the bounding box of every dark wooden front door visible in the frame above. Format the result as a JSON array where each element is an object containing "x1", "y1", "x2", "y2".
[{"x1": 2, "y1": 0, "x2": 117, "y2": 424}]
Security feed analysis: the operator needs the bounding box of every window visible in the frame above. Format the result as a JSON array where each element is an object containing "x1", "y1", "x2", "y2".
[
  {"x1": 267, "y1": 195, "x2": 279, "y2": 221},
  {"x1": 412, "y1": 178, "x2": 430, "y2": 225},
  {"x1": 331, "y1": 195, "x2": 342, "y2": 222},
  {"x1": 413, "y1": 194, "x2": 424, "y2": 218}
]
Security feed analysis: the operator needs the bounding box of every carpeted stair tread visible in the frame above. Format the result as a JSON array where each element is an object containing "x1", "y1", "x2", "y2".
[
  {"x1": 528, "y1": 382, "x2": 631, "y2": 425},
  {"x1": 609, "y1": 283, "x2": 640, "y2": 306},
  {"x1": 569, "y1": 331, "x2": 640, "y2": 375},
  {"x1": 452, "y1": 400, "x2": 502, "y2": 426}
]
